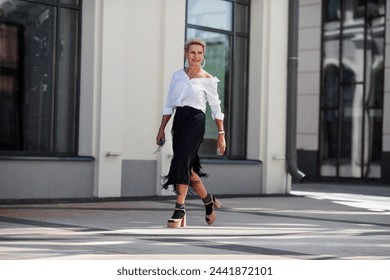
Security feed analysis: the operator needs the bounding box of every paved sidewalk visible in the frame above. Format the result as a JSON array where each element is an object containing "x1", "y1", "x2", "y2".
[{"x1": 0, "y1": 183, "x2": 389, "y2": 260}]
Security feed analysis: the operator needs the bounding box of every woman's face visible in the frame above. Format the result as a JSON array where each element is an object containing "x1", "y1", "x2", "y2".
[{"x1": 185, "y1": 44, "x2": 204, "y2": 68}]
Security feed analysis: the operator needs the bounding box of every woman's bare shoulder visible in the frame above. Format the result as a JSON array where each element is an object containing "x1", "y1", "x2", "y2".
[{"x1": 202, "y1": 70, "x2": 214, "y2": 78}]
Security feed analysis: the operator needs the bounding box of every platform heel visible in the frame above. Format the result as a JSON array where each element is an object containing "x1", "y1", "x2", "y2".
[
  {"x1": 204, "y1": 195, "x2": 222, "y2": 225},
  {"x1": 167, "y1": 204, "x2": 186, "y2": 228}
]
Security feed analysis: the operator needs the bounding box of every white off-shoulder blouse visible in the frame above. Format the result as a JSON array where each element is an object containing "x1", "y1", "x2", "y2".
[{"x1": 162, "y1": 69, "x2": 224, "y2": 120}]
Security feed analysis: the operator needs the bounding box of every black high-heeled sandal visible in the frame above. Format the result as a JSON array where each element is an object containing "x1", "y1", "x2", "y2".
[
  {"x1": 167, "y1": 208, "x2": 186, "y2": 228},
  {"x1": 204, "y1": 195, "x2": 222, "y2": 225}
]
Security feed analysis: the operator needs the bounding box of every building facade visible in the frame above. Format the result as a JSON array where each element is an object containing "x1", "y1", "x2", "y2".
[{"x1": 0, "y1": 0, "x2": 388, "y2": 200}]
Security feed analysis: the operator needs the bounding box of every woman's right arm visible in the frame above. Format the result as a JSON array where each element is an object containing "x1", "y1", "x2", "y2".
[
  {"x1": 156, "y1": 115, "x2": 171, "y2": 145},
  {"x1": 157, "y1": 71, "x2": 180, "y2": 145}
]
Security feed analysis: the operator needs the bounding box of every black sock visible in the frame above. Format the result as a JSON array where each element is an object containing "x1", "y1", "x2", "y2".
[
  {"x1": 175, "y1": 202, "x2": 185, "y2": 209},
  {"x1": 202, "y1": 193, "x2": 212, "y2": 204},
  {"x1": 171, "y1": 203, "x2": 185, "y2": 219},
  {"x1": 203, "y1": 194, "x2": 213, "y2": 215}
]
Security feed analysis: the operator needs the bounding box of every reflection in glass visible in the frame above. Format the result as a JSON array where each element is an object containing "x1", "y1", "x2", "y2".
[
  {"x1": 0, "y1": 0, "x2": 80, "y2": 155},
  {"x1": 321, "y1": 4, "x2": 341, "y2": 176},
  {"x1": 56, "y1": 7, "x2": 78, "y2": 153},
  {"x1": 320, "y1": 0, "x2": 385, "y2": 179},
  {"x1": 322, "y1": 65, "x2": 339, "y2": 108},
  {"x1": 339, "y1": 84, "x2": 361, "y2": 178},
  {"x1": 364, "y1": 14, "x2": 385, "y2": 178},
  {"x1": 231, "y1": 36, "x2": 247, "y2": 157},
  {"x1": 18, "y1": 2, "x2": 55, "y2": 152},
  {"x1": 364, "y1": 109, "x2": 382, "y2": 178},
  {"x1": 342, "y1": 2, "x2": 365, "y2": 83},
  {"x1": 187, "y1": 0, "x2": 232, "y2": 31},
  {"x1": 322, "y1": 12, "x2": 340, "y2": 108},
  {"x1": 0, "y1": 22, "x2": 22, "y2": 150},
  {"x1": 325, "y1": 0, "x2": 340, "y2": 21},
  {"x1": 320, "y1": 110, "x2": 337, "y2": 176},
  {"x1": 366, "y1": 17, "x2": 385, "y2": 108}
]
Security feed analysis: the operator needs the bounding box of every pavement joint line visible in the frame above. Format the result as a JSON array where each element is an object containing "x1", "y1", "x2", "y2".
[
  {"x1": 139, "y1": 237, "x2": 312, "y2": 257},
  {"x1": 226, "y1": 209, "x2": 390, "y2": 228},
  {"x1": 0, "y1": 216, "x2": 108, "y2": 232}
]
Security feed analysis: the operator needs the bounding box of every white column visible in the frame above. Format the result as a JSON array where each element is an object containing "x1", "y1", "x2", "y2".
[
  {"x1": 93, "y1": 0, "x2": 128, "y2": 197},
  {"x1": 259, "y1": 0, "x2": 290, "y2": 194}
]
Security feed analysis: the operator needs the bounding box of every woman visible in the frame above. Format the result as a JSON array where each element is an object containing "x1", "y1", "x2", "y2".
[{"x1": 156, "y1": 38, "x2": 226, "y2": 228}]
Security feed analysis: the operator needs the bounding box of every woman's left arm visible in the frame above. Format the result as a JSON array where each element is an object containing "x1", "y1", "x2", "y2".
[
  {"x1": 205, "y1": 76, "x2": 226, "y2": 155},
  {"x1": 215, "y1": 119, "x2": 226, "y2": 155}
]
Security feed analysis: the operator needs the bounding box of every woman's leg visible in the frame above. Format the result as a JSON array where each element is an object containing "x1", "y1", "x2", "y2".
[
  {"x1": 190, "y1": 170, "x2": 222, "y2": 225},
  {"x1": 190, "y1": 170, "x2": 208, "y2": 199},
  {"x1": 167, "y1": 184, "x2": 188, "y2": 228},
  {"x1": 176, "y1": 184, "x2": 189, "y2": 203}
]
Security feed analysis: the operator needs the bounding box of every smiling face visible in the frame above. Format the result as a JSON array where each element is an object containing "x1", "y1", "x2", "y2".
[{"x1": 185, "y1": 44, "x2": 205, "y2": 68}]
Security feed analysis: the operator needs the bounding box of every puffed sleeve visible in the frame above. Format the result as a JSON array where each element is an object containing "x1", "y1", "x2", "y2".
[
  {"x1": 162, "y1": 71, "x2": 187, "y2": 115},
  {"x1": 162, "y1": 78, "x2": 175, "y2": 115},
  {"x1": 204, "y1": 77, "x2": 224, "y2": 120}
]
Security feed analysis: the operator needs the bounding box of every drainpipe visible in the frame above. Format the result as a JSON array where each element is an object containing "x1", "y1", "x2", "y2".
[{"x1": 286, "y1": 0, "x2": 306, "y2": 183}]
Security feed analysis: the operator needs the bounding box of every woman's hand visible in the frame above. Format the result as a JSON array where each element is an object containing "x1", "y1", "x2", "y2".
[
  {"x1": 217, "y1": 134, "x2": 226, "y2": 155},
  {"x1": 156, "y1": 115, "x2": 171, "y2": 146},
  {"x1": 214, "y1": 119, "x2": 225, "y2": 155},
  {"x1": 156, "y1": 129, "x2": 165, "y2": 146}
]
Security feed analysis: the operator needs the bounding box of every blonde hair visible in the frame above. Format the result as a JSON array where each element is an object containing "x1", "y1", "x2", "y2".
[{"x1": 184, "y1": 38, "x2": 206, "y2": 53}]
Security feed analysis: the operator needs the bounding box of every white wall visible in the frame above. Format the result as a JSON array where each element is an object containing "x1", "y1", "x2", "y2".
[{"x1": 121, "y1": 0, "x2": 168, "y2": 161}]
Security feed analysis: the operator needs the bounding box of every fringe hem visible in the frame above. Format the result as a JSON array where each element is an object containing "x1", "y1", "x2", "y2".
[{"x1": 162, "y1": 155, "x2": 207, "y2": 193}]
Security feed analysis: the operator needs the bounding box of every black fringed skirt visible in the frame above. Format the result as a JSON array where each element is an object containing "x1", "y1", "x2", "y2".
[{"x1": 163, "y1": 106, "x2": 207, "y2": 191}]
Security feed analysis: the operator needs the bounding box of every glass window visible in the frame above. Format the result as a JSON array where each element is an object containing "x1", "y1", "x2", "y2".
[
  {"x1": 325, "y1": 0, "x2": 340, "y2": 22},
  {"x1": 320, "y1": 110, "x2": 338, "y2": 176},
  {"x1": 320, "y1": 0, "x2": 385, "y2": 179},
  {"x1": 0, "y1": 0, "x2": 81, "y2": 156},
  {"x1": 56, "y1": 7, "x2": 79, "y2": 153},
  {"x1": 187, "y1": 0, "x2": 250, "y2": 159},
  {"x1": 187, "y1": 0, "x2": 233, "y2": 31},
  {"x1": 231, "y1": 36, "x2": 247, "y2": 157},
  {"x1": 0, "y1": 22, "x2": 22, "y2": 151}
]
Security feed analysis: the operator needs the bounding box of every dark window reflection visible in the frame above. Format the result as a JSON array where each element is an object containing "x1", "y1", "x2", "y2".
[
  {"x1": 0, "y1": 0, "x2": 80, "y2": 155},
  {"x1": 320, "y1": 0, "x2": 385, "y2": 179},
  {"x1": 322, "y1": 65, "x2": 339, "y2": 108},
  {"x1": 0, "y1": 22, "x2": 22, "y2": 150},
  {"x1": 325, "y1": 0, "x2": 340, "y2": 22}
]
